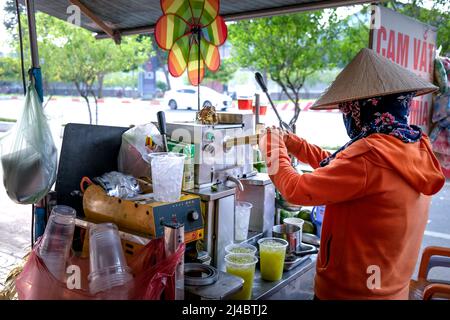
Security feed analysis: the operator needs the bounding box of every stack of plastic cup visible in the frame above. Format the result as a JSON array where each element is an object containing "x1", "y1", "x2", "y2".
[
  {"x1": 38, "y1": 205, "x2": 76, "y2": 281},
  {"x1": 88, "y1": 223, "x2": 133, "y2": 299}
]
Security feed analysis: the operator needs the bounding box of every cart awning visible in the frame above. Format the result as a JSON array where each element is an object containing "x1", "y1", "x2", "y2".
[{"x1": 26, "y1": 0, "x2": 374, "y2": 42}]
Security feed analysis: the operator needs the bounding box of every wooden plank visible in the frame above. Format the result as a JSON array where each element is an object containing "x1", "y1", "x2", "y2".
[{"x1": 70, "y1": 0, "x2": 122, "y2": 44}]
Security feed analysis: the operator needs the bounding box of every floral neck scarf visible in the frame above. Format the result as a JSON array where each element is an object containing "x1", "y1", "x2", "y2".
[{"x1": 320, "y1": 91, "x2": 421, "y2": 167}]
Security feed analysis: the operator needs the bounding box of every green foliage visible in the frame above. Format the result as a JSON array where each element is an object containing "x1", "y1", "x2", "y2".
[
  {"x1": 6, "y1": 12, "x2": 152, "y2": 123},
  {"x1": 0, "y1": 56, "x2": 20, "y2": 81},
  {"x1": 334, "y1": 6, "x2": 369, "y2": 67},
  {"x1": 2, "y1": 0, "x2": 22, "y2": 33},
  {"x1": 203, "y1": 59, "x2": 238, "y2": 84},
  {"x1": 156, "y1": 80, "x2": 168, "y2": 91},
  {"x1": 384, "y1": 0, "x2": 450, "y2": 55},
  {"x1": 104, "y1": 72, "x2": 139, "y2": 89},
  {"x1": 228, "y1": 11, "x2": 343, "y2": 130}
]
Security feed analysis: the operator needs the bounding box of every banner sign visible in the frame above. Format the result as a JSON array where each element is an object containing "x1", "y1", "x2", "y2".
[{"x1": 370, "y1": 5, "x2": 437, "y2": 133}]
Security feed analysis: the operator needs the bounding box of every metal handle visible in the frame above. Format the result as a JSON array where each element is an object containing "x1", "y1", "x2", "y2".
[
  {"x1": 157, "y1": 111, "x2": 167, "y2": 135},
  {"x1": 164, "y1": 223, "x2": 185, "y2": 300},
  {"x1": 254, "y1": 72, "x2": 292, "y2": 132},
  {"x1": 255, "y1": 72, "x2": 267, "y2": 92},
  {"x1": 226, "y1": 176, "x2": 244, "y2": 192},
  {"x1": 223, "y1": 134, "x2": 261, "y2": 151},
  {"x1": 255, "y1": 93, "x2": 260, "y2": 125},
  {"x1": 157, "y1": 111, "x2": 168, "y2": 152}
]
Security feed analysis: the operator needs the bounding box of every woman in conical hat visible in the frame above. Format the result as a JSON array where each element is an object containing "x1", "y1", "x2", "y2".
[{"x1": 258, "y1": 48, "x2": 445, "y2": 300}]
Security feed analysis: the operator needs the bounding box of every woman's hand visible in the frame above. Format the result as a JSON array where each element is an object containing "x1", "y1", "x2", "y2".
[
  {"x1": 258, "y1": 126, "x2": 287, "y2": 160},
  {"x1": 258, "y1": 126, "x2": 290, "y2": 175}
]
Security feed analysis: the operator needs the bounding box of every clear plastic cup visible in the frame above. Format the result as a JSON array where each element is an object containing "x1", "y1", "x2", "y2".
[
  {"x1": 38, "y1": 205, "x2": 76, "y2": 281},
  {"x1": 235, "y1": 201, "x2": 253, "y2": 241},
  {"x1": 258, "y1": 237, "x2": 288, "y2": 281},
  {"x1": 88, "y1": 223, "x2": 133, "y2": 297},
  {"x1": 147, "y1": 152, "x2": 186, "y2": 202},
  {"x1": 225, "y1": 243, "x2": 257, "y2": 256},
  {"x1": 225, "y1": 253, "x2": 258, "y2": 300}
]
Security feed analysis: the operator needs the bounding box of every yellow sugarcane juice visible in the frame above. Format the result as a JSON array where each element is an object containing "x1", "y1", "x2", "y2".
[
  {"x1": 258, "y1": 238, "x2": 288, "y2": 281},
  {"x1": 225, "y1": 253, "x2": 258, "y2": 300}
]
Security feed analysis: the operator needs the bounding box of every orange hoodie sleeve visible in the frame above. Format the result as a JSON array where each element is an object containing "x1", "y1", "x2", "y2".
[
  {"x1": 265, "y1": 134, "x2": 367, "y2": 206},
  {"x1": 284, "y1": 134, "x2": 331, "y2": 169}
]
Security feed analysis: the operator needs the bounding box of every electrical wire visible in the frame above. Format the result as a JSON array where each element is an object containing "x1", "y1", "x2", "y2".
[
  {"x1": 15, "y1": 0, "x2": 27, "y2": 95},
  {"x1": 15, "y1": 0, "x2": 34, "y2": 247}
]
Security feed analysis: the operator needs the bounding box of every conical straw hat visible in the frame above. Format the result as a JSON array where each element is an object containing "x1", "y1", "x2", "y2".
[{"x1": 311, "y1": 48, "x2": 438, "y2": 109}]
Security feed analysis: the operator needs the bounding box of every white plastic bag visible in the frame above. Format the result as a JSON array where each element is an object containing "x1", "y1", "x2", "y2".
[
  {"x1": 118, "y1": 123, "x2": 163, "y2": 178},
  {"x1": 0, "y1": 83, "x2": 57, "y2": 204}
]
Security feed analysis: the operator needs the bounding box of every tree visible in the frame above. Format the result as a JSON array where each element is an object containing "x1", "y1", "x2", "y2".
[
  {"x1": 152, "y1": 37, "x2": 171, "y2": 91},
  {"x1": 104, "y1": 72, "x2": 139, "y2": 91},
  {"x1": 3, "y1": 0, "x2": 23, "y2": 33},
  {"x1": 384, "y1": 0, "x2": 450, "y2": 55},
  {"x1": 48, "y1": 19, "x2": 152, "y2": 124},
  {"x1": 229, "y1": 11, "x2": 342, "y2": 132},
  {"x1": 203, "y1": 59, "x2": 238, "y2": 92},
  {"x1": 334, "y1": 6, "x2": 370, "y2": 67},
  {"x1": 0, "y1": 56, "x2": 20, "y2": 81},
  {"x1": 8, "y1": 12, "x2": 152, "y2": 124}
]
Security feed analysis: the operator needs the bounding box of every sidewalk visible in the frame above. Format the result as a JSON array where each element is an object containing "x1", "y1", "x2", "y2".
[{"x1": 0, "y1": 179, "x2": 31, "y2": 291}]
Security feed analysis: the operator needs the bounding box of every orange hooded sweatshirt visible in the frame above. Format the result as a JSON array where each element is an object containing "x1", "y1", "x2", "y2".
[{"x1": 267, "y1": 132, "x2": 445, "y2": 300}]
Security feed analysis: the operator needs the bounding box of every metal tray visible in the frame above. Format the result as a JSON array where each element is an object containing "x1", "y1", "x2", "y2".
[
  {"x1": 283, "y1": 243, "x2": 318, "y2": 271},
  {"x1": 293, "y1": 243, "x2": 318, "y2": 257}
]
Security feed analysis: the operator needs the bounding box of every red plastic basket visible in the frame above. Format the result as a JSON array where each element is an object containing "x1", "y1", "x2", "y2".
[
  {"x1": 238, "y1": 99, "x2": 253, "y2": 110},
  {"x1": 253, "y1": 105, "x2": 267, "y2": 115}
]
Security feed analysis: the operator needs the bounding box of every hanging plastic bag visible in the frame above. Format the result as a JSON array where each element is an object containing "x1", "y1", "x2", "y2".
[
  {"x1": 118, "y1": 123, "x2": 163, "y2": 179},
  {"x1": 15, "y1": 237, "x2": 184, "y2": 300},
  {"x1": 0, "y1": 83, "x2": 57, "y2": 204}
]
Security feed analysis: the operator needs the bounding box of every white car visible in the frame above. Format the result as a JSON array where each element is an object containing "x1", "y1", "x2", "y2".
[{"x1": 163, "y1": 85, "x2": 232, "y2": 110}]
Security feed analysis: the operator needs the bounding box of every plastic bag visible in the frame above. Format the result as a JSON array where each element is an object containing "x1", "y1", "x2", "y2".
[
  {"x1": 434, "y1": 58, "x2": 448, "y2": 94},
  {"x1": 432, "y1": 93, "x2": 450, "y2": 124},
  {"x1": 15, "y1": 237, "x2": 185, "y2": 300},
  {"x1": 94, "y1": 171, "x2": 141, "y2": 199},
  {"x1": 0, "y1": 83, "x2": 57, "y2": 204},
  {"x1": 118, "y1": 123, "x2": 163, "y2": 178}
]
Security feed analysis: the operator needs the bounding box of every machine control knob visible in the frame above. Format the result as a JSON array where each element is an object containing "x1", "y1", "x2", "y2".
[
  {"x1": 188, "y1": 210, "x2": 200, "y2": 221},
  {"x1": 205, "y1": 132, "x2": 215, "y2": 142},
  {"x1": 203, "y1": 143, "x2": 215, "y2": 155}
]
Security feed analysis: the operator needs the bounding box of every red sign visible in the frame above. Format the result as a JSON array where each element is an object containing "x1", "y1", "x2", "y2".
[{"x1": 370, "y1": 5, "x2": 437, "y2": 133}]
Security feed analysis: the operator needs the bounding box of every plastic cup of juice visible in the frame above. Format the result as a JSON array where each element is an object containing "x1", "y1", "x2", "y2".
[
  {"x1": 225, "y1": 243, "x2": 257, "y2": 256},
  {"x1": 258, "y1": 237, "x2": 288, "y2": 281},
  {"x1": 225, "y1": 253, "x2": 258, "y2": 300}
]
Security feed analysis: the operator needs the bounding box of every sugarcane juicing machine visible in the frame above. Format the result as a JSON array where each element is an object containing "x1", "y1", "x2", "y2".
[{"x1": 165, "y1": 112, "x2": 275, "y2": 271}]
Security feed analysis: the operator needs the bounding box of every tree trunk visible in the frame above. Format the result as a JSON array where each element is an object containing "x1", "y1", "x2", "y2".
[
  {"x1": 153, "y1": 39, "x2": 171, "y2": 91},
  {"x1": 97, "y1": 73, "x2": 105, "y2": 99},
  {"x1": 75, "y1": 81, "x2": 93, "y2": 124},
  {"x1": 81, "y1": 94, "x2": 93, "y2": 125},
  {"x1": 90, "y1": 89, "x2": 99, "y2": 125},
  {"x1": 291, "y1": 100, "x2": 301, "y2": 134},
  {"x1": 163, "y1": 65, "x2": 171, "y2": 91},
  {"x1": 289, "y1": 92, "x2": 301, "y2": 134}
]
